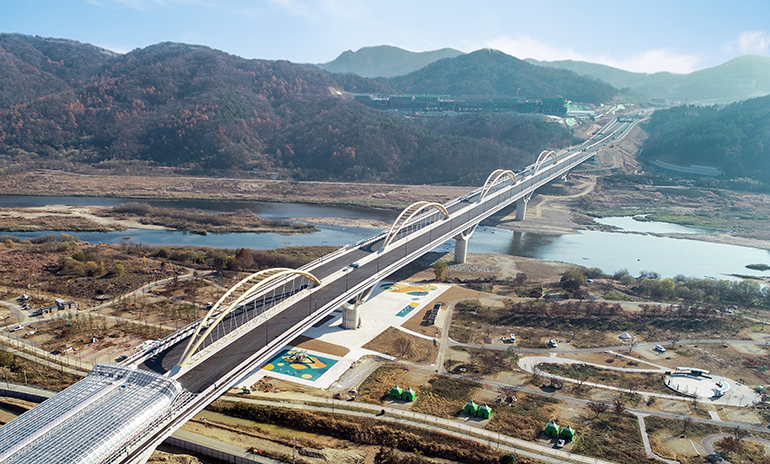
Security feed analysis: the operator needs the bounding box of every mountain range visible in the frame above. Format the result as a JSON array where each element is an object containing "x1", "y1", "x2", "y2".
[
  {"x1": 0, "y1": 34, "x2": 580, "y2": 184},
  {"x1": 4, "y1": 35, "x2": 767, "y2": 186},
  {"x1": 528, "y1": 55, "x2": 770, "y2": 104},
  {"x1": 317, "y1": 45, "x2": 464, "y2": 78},
  {"x1": 320, "y1": 45, "x2": 770, "y2": 105},
  {"x1": 385, "y1": 49, "x2": 616, "y2": 104}
]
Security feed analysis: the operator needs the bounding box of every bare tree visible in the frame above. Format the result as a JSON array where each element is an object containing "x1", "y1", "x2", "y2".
[
  {"x1": 732, "y1": 426, "x2": 749, "y2": 441},
  {"x1": 612, "y1": 398, "x2": 626, "y2": 417},
  {"x1": 669, "y1": 333, "x2": 681, "y2": 347},
  {"x1": 627, "y1": 340, "x2": 637, "y2": 354},
  {"x1": 575, "y1": 373, "x2": 590, "y2": 389},
  {"x1": 682, "y1": 416, "x2": 692, "y2": 435},
  {"x1": 587, "y1": 400, "x2": 609, "y2": 418},
  {"x1": 531, "y1": 364, "x2": 543, "y2": 384}
]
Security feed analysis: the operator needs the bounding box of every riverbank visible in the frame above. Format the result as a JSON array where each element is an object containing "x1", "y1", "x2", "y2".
[
  {"x1": 4, "y1": 167, "x2": 770, "y2": 255},
  {"x1": 0, "y1": 170, "x2": 467, "y2": 210},
  {"x1": 488, "y1": 174, "x2": 770, "y2": 252},
  {"x1": 0, "y1": 204, "x2": 317, "y2": 235}
]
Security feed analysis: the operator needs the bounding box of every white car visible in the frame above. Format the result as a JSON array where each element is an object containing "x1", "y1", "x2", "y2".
[
  {"x1": 548, "y1": 339, "x2": 558, "y2": 348},
  {"x1": 654, "y1": 344, "x2": 666, "y2": 353}
]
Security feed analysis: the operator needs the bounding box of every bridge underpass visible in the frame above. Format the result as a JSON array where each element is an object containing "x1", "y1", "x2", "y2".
[{"x1": 0, "y1": 112, "x2": 648, "y2": 464}]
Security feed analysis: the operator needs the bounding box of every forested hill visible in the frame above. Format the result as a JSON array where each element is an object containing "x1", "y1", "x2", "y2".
[
  {"x1": 317, "y1": 45, "x2": 464, "y2": 78},
  {"x1": 0, "y1": 35, "x2": 576, "y2": 184},
  {"x1": 527, "y1": 55, "x2": 770, "y2": 104},
  {"x1": 641, "y1": 95, "x2": 770, "y2": 184},
  {"x1": 387, "y1": 49, "x2": 618, "y2": 104}
]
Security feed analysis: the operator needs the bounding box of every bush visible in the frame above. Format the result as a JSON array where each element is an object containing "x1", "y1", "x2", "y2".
[{"x1": 433, "y1": 262, "x2": 449, "y2": 282}]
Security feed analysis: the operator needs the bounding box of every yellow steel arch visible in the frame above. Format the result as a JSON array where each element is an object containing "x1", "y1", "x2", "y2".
[
  {"x1": 179, "y1": 268, "x2": 321, "y2": 367},
  {"x1": 382, "y1": 201, "x2": 449, "y2": 250},
  {"x1": 479, "y1": 169, "x2": 517, "y2": 201},
  {"x1": 534, "y1": 150, "x2": 558, "y2": 174}
]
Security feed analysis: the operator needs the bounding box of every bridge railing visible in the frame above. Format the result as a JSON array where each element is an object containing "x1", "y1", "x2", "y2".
[{"x1": 121, "y1": 319, "x2": 201, "y2": 368}]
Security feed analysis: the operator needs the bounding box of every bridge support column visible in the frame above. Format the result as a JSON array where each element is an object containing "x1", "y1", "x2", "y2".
[
  {"x1": 515, "y1": 198, "x2": 528, "y2": 221},
  {"x1": 454, "y1": 236, "x2": 469, "y2": 264},
  {"x1": 453, "y1": 226, "x2": 476, "y2": 264},
  {"x1": 341, "y1": 302, "x2": 361, "y2": 330}
]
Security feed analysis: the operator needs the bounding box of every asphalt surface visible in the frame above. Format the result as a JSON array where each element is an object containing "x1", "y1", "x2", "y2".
[{"x1": 137, "y1": 115, "x2": 641, "y2": 393}]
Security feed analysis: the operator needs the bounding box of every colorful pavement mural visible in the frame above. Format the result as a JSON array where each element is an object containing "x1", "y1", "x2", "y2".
[
  {"x1": 396, "y1": 302, "x2": 420, "y2": 317},
  {"x1": 261, "y1": 349, "x2": 336, "y2": 381},
  {"x1": 379, "y1": 283, "x2": 438, "y2": 297}
]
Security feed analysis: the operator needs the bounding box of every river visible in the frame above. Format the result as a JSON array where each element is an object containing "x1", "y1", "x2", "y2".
[{"x1": 3, "y1": 197, "x2": 769, "y2": 280}]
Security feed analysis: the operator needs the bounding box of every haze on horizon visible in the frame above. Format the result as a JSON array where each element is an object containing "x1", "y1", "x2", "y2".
[{"x1": 2, "y1": 0, "x2": 769, "y2": 75}]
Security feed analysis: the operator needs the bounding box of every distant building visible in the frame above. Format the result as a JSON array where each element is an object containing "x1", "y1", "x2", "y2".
[{"x1": 354, "y1": 94, "x2": 567, "y2": 117}]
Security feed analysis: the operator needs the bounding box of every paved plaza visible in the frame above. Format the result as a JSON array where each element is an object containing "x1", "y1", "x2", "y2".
[
  {"x1": 238, "y1": 282, "x2": 450, "y2": 389},
  {"x1": 664, "y1": 371, "x2": 761, "y2": 407}
]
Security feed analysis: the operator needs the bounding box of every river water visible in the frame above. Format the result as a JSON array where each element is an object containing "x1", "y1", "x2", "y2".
[{"x1": 3, "y1": 197, "x2": 769, "y2": 280}]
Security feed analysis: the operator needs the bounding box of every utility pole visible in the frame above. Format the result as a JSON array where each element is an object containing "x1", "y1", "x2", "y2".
[{"x1": 292, "y1": 436, "x2": 296, "y2": 464}]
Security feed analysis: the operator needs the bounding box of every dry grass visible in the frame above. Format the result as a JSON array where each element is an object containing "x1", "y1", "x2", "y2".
[
  {"x1": 363, "y1": 326, "x2": 437, "y2": 365},
  {"x1": 0, "y1": 349, "x2": 83, "y2": 390},
  {"x1": 411, "y1": 376, "x2": 482, "y2": 418},
  {"x1": 0, "y1": 210, "x2": 119, "y2": 232},
  {"x1": 0, "y1": 170, "x2": 469, "y2": 210},
  {"x1": 488, "y1": 393, "x2": 560, "y2": 441},
  {"x1": 538, "y1": 363, "x2": 670, "y2": 397}
]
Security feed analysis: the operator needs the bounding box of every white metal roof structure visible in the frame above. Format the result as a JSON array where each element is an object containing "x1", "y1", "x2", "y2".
[{"x1": 0, "y1": 364, "x2": 183, "y2": 464}]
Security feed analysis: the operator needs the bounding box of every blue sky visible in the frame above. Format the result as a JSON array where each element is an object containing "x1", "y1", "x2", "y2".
[{"x1": 2, "y1": 0, "x2": 769, "y2": 74}]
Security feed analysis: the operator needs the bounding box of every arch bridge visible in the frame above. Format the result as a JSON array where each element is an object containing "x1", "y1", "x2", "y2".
[
  {"x1": 381, "y1": 201, "x2": 449, "y2": 250},
  {"x1": 178, "y1": 268, "x2": 321, "y2": 367}
]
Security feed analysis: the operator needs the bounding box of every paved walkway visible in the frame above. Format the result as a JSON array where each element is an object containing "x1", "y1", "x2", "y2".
[
  {"x1": 631, "y1": 412, "x2": 679, "y2": 464},
  {"x1": 701, "y1": 433, "x2": 770, "y2": 464},
  {"x1": 170, "y1": 429, "x2": 281, "y2": 464},
  {"x1": 0, "y1": 381, "x2": 57, "y2": 400}
]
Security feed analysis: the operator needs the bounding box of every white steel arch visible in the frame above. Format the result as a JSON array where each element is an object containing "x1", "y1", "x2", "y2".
[
  {"x1": 382, "y1": 201, "x2": 449, "y2": 250},
  {"x1": 479, "y1": 169, "x2": 517, "y2": 201},
  {"x1": 534, "y1": 150, "x2": 558, "y2": 174},
  {"x1": 179, "y1": 268, "x2": 321, "y2": 367}
]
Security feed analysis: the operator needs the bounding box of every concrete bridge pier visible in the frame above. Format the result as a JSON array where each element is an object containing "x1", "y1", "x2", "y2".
[
  {"x1": 454, "y1": 236, "x2": 468, "y2": 264},
  {"x1": 515, "y1": 198, "x2": 529, "y2": 221},
  {"x1": 341, "y1": 281, "x2": 380, "y2": 329},
  {"x1": 453, "y1": 226, "x2": 477, "y2": 264},
  {"x1": 341, "y1": 302, "x2": 361, "y2": 329}
]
